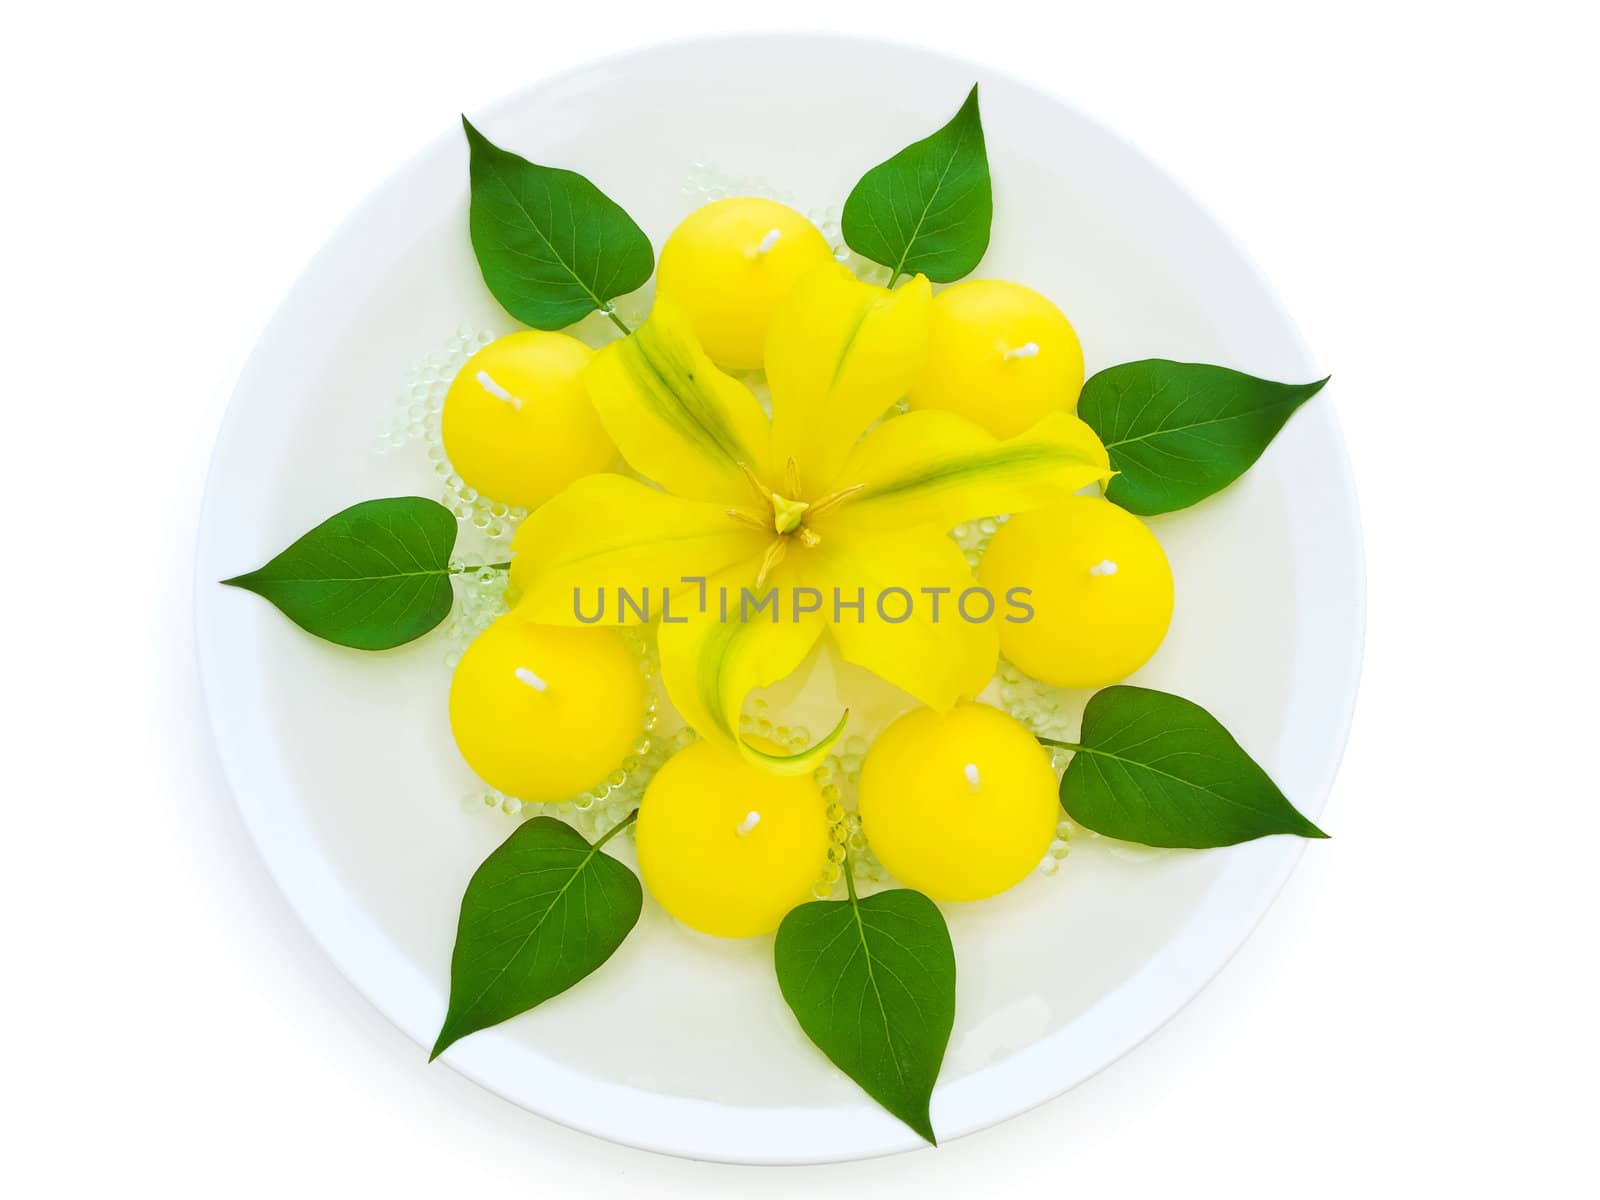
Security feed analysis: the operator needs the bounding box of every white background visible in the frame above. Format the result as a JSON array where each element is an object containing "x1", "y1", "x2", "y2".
[{"x1": 4, "y1": 1, "x2": 1597, "y2": 1195}]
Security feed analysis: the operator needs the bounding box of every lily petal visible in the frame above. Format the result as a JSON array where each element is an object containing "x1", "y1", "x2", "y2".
[
  {"x1": 509, "y1": 474, "x2": 768, "y2": 623},
  {"x1": 813, "y1": 409, "x2": 1111, "y2": 537},
  {"x1": 584, "y1": 300, "x2": 775, "y2": 504},
  {"x1": 801, "y1": 529, "x2": 999, "y2": 710},
  {"x1": 767, "y1": 265, "x2": 932, "y2": 496},
  {"x1": 657, "y1": 560, "x2": 843, "y2": 774}
]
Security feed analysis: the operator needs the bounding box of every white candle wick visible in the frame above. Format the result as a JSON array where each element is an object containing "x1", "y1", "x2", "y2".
[
  {"x1": 963, "y1": 763, "x2": 981, "y2": 792},
  {"x1": 513, "y1": 666, "x2": 548, "y2": 692},
  {"x1": 736, "y1": 810, "x2": 762, "y2": 837},
  {"x1": 756, "y1": 228, "x2": 782, "y2": 255},
  {"x1": 477, "y1": 369, "x2": 522, "y2": 410},
  {"x1": 1003, "y1": 342, "x2": 1040, "y2": 362},
  {"x1": 1088, "y1": 559, "x2": 1119, "y2": 577}
]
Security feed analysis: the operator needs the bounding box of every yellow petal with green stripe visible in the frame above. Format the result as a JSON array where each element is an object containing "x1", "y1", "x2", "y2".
[
  {"x1": 767, "y1": 266, "x2": 932, "y2": 496},
  {"x1": 657, "y1": 560, "x2": 843, "y2": 774},
  {"x1": 802, "y1": 528, "x2": 999, "y2": 710},
  {"x1": 814, "y1": 409, "x2": 1111, "y2": 537},
  {"x1": 508, "y1": 474, "x2": 767, "y2": 623},
  {"x1": 584, "y1": 300, "x2": 775, "y2": 504}
]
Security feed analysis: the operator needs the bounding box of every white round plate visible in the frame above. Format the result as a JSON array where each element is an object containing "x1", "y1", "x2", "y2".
[{"x1": 196, "y1": 33, "x2": 1363, "y2": 1164}]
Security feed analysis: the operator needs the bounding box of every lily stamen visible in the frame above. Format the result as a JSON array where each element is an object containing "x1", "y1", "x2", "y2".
[
  {"x1": 805, "y1": 482, "x2": 867, "y2": 519},
  {"x1": 737, "y1": 461, "x2": 771, "y2": 510},
  {"x1": 754, "y1": 537, "x2": 789, "y2": 588}
]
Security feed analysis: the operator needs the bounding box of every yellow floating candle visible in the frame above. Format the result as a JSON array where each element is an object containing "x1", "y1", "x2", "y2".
[
  {"x1": 858, "y1": 702, "x2": 1058, "y2": 902},
  {"x1": 906, "y1": 279, "x2": 1085, "y2": 438},
  {"x1": 441, "y1": 331, "x2": 615, "y2": 510},
  {"x1": 655, "y1": 197, "x2": 834, "y2": 370},
  {"x1": 636, "y1": 737, "x2": 830, "y2": 937},
  {"x1": 448, "y1": 613, "x2": 644, "y2": 802},
  {"x1": 979, "y1": 496, "x2": 1174, "y2": 688}
]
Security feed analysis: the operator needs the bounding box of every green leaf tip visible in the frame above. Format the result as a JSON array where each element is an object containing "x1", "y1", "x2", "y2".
[
  {"x1": 842, "y1": 83, "x2": 992, "y2": 284},
  {"x1": 1047, "y1": 685, "x2": 1328, "y2": 847},
  {"x1": 1079, "y1": 361, "x2": 1330, "y2": 515},
  {"x1": 430, "y1": 816, "x2": 642, "y2": 1060},
  {"x1": 221, "y1": 496, "x2": 459, "y2": 650},
  {"x1": 774, "y1": 884, "x2": 954, "y2": 1145},
  {"x1": 462, "y1": 116, "x2": 653, "y2": 330}
]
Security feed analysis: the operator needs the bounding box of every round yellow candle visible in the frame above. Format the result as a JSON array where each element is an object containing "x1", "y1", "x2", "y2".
[
  {"x1": 441, "y1": 331, "x2": 615, "y2": 510},
  {"x1": 655, "y1": 197, "x2": 834, "y2": 370},
  {"x1": 906, "y1": 279, "x2": 1085, "y2": 438},
  {"x1": 448, "y1": 613, "x2": 643, "y2": 802},
  {"x1": 858, "y1": 703, "x2": 1058, "y2": 903},
  {"x1": 636, "y1": 737, "x2": 830, "y2": 938},
  {"x1": 980, "y1": 496, "x2": 1174, "y2": 689}
]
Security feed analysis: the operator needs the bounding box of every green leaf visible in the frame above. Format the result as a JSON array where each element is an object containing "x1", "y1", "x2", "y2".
[
  {"x1": 1079, "y1": 360, "x2": 1329, "y2": 515},
  {"x1": 774, "y1": 876, "x2": 955, "y2": 1144},
  {"x1": 1047, "y1": 686, "x2": 1327, "y2": 848},
  {"x1": 842, "y1": 84, "x2": 992, "y2": 283},
  {"x1": 221, "y1": 497, "x2": 461, "y2": 650},
  {"x1": 462, "y1": 116, "x2": 654, "y2": 330},
  {"x1": 432, "y1": 815, "x2": 642, "y2": 1060}
]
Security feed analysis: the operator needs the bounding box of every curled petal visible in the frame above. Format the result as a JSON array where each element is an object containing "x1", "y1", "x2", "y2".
[
  {"x1": 802, "y1": 529, "x2": 998, "y2": 710},
  {"x1": 657, "y1": 561, "x2": 842, "y2": 774},
  {"x1": 767, "y1": 266, "x2": 932, "y2": 497},
  {"x1": 814, "y1": 409, "x2": 1111, "y2": 537},
  {"x1": 584, "y1": 300, "x2": 775, "y2": 504},
  {"x1": 509, "y1": 474, "x2": 767, "y2": 623}
]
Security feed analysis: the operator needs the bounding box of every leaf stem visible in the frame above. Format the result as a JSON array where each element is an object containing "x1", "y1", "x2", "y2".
[
  {"x1": 1037, "y1": 736, "x2": 1085, "y2": 753},
  {"x1": 449, "y1": 561, "x2": 512, "y2": 574},
  {"x1": 592, "y1": 807, "x2": 639, "y2": 851},
  {"x1": 603, "y1": 307, "x2": 633, "y2": 336},
  {"x1": 843, "y1": 851, "x2": 858, "y2": 903},
  {"x1": 884, "y1": 270, "x2": 902, "y2": 291}
]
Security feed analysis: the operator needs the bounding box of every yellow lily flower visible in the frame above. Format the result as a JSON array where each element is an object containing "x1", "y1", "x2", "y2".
[{"x1": 509, "y1": 264, "x2": 1111, "y2": 772}]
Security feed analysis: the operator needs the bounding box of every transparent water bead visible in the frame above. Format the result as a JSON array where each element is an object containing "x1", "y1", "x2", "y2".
[
  {"x1": 950, "y1": 512, "x2": 1008, "y2": 563},
  {"x1": 1036, "y1": 818, "x2": 1073, "y2": 877},
  {"x1": 993, "y1": 655, "x2": 1079, "y2": 743},
  {"x1": 804, "y1": 756, "x2": 897, "y2": 899},
  {"x1": 376, "y1": 326, "x2": 497, "y2": 456}
]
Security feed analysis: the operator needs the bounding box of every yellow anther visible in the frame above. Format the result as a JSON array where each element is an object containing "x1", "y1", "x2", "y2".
[
  {"x1": 805, "y1": 482, "x2": 866, "y2": 519},
  {"x1": 754, "y1": 537, "x2": 789, "y2": 588},
  {"x1": 737, "y1": 462, "x2": 771, "y2": 510}
]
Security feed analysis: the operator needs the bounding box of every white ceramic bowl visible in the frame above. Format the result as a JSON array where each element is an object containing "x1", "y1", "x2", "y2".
[{"x1": 195, "y1": 32, "x2": 1363, "y2": 1163}]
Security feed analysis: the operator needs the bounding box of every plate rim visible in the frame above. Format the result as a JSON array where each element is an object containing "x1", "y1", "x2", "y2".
[{"x1": 194, "y1": 29, "x2": 1366, "y2": 1164}]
